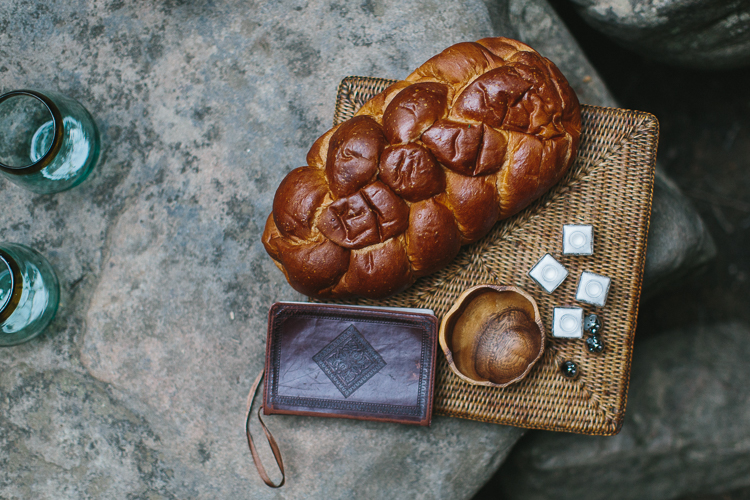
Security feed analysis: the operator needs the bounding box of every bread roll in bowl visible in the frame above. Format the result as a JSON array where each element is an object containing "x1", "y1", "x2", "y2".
[{"x1": 263, "y1": 37, "x2": 581, "y2": 299}]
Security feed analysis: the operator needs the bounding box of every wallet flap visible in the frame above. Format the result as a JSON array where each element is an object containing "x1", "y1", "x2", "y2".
[{"x1": 263, "y1": 302, "x2": 437, "y2": 426}]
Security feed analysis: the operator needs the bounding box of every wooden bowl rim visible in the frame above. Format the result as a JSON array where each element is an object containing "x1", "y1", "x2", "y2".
[{"x1": 438, "y1": 284, "x2": 546, "y2": 388}]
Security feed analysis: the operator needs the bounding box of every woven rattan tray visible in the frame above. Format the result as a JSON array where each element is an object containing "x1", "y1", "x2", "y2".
[{"x1": 329, "y1": 76, "x2": 658, "y2": 435}]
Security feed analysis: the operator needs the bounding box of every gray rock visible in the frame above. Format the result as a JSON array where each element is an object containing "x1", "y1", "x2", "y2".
[
  {"x1": 570, "y1": 0, "x2": 750, "y2": 70},
  {"x1": 507, "y1": 0, "x2": 716, "y2": 295},
  {"x1": 0, "y1": 366, "x2": 176, "y2": 499},
  {"x1": 0, "y1": 0, "x2": 715, "y2": 498},
  {"x1": 508, "y1": 0, "x2": 618, "y2": 108},
  {"x1": 498, "y1": 322, "x2": 750, "y2": 500},
  {"x1": 1, "y1": 1, "x2": 522, "y2": 498},
  {"x1": 642, "y1": 171, "x2": 717, "y2": 296}
]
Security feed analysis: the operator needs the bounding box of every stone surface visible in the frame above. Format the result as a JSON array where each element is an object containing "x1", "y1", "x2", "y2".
[
  {"x1": 506, "y1": 0, "x2": 618, "y2": 108},
  {"x1": 569, "y1": 0, "x2": 750, "y2": 70},
  {"x1": 498, "y1": 322, "x2": 750, "y2": 500},
  {"x1": 642, "y1": 171, "x2": 717, "y2": 297},
  {"x1": 0, "y1": 366, "x2": 174, "y2": 498},
  {"x1": 0, "y1": 0, "x2": 715, "y2": 498},
  {"x1": 0, "y1": 1, "x2": 524, "y2": 498},
  {"x1": 504, "y1": 0, "x2": 716, "y2": 296}
]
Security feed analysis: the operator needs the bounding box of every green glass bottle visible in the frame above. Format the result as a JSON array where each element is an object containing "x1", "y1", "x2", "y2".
[
  {"x1": 0, "y1": 243, "x2": 60, "y2": 346},
  {"x1": 0, "y1": 90, "x2": 100, "y2": 194}
]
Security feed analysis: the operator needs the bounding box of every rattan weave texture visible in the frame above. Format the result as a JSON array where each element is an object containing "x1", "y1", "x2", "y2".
[{"x1": 328, "y1": 76, "x2": 658, "y2": 435}]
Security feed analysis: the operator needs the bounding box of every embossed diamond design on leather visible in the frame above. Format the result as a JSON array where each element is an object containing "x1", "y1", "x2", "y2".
[{"x1": 313, "y1": 324, "x2": 387, "y2": 398}]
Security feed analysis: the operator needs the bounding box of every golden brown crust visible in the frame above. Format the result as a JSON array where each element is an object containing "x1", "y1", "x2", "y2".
[
  {"x1": 405, "y1": 198, "x2": 462, "y2": 277},
  {"x1": 332, "y1": 239, "x2": 413, "y2": 299},
  {"x1": 379, "y1": 143, "x2": 445, "y2": 202},
  {"x1": 263, "y1": 37, "x2": 581, "y2": 299},
  {"x1": 440, "y1": 170, "x2": 501, "y2": 244},
  {"x1": 272, "y1": 167, "x2": 329, "y2": 240}
]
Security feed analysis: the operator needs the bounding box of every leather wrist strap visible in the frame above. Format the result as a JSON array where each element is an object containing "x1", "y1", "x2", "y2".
[{"x1": 245, "y1": 370, "x2": 285, "y2": 488}]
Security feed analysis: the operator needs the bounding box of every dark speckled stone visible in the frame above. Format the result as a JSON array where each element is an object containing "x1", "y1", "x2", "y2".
[
  {"x1": 585, "y1": 335, "x2": 604, "y2": 353},
  {"x1": 570, "y1": 0, "x2": 750, "y2": 70},
  {"x1": 584, "y1": 314, "x2": 602, "y2": 335},
  {"x1": 0, "y1": 0, "x2": 714, "y2": 498},
  {"x1": 500, "y1": 323, "x2": 750, "y2": 500},
  {"x1": 560, "y1": 360, "x2": 579, "y2": 379}
]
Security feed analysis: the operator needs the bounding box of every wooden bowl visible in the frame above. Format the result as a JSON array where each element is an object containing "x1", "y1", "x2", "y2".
[{"x1": 439, "y1": 285, "x2": 545, "y2": 387}]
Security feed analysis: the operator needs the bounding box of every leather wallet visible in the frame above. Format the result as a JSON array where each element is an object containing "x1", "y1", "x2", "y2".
[{"x1": 263, "y1": 302, "x2": 438, "y2": 426}]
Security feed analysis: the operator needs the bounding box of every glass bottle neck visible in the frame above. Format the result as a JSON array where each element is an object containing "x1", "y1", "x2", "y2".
[
  {"x1": 0, "y1": 255, "x2": 12, "y2": 312},
  {"x1": 0, "y1": 90, "x2": 64, "y2": 176},
  {"x1": 0, "y1": 252, "x2": 21, "y2": 323}
]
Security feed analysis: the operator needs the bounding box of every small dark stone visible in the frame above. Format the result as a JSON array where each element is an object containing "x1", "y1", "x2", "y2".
[
  {"x1": 585, "y1": 335, "x2": 604, "y2": 353},
  {"x1": 584, "y1": 314, "x2": 602, "y2": 335},
  {"x1": 561, "y1": 360, "x2": 579, "y2": 379}
]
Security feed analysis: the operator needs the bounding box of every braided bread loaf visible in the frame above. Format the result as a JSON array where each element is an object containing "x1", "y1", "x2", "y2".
[{"x1": 262, "y1": 37, "x2": 581, "y2": 299}]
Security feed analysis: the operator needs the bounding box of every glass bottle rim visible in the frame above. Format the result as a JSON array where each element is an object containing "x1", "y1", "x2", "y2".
[
  {"x1": 0, "y1": 254, "x2": 11, "y2": 312},
  {"x1": 0, "y1": 90, "x2": 64, "y2": 176},
  {"x1": 0, "y1": 250, "x2": 22, "y2": 323}
]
